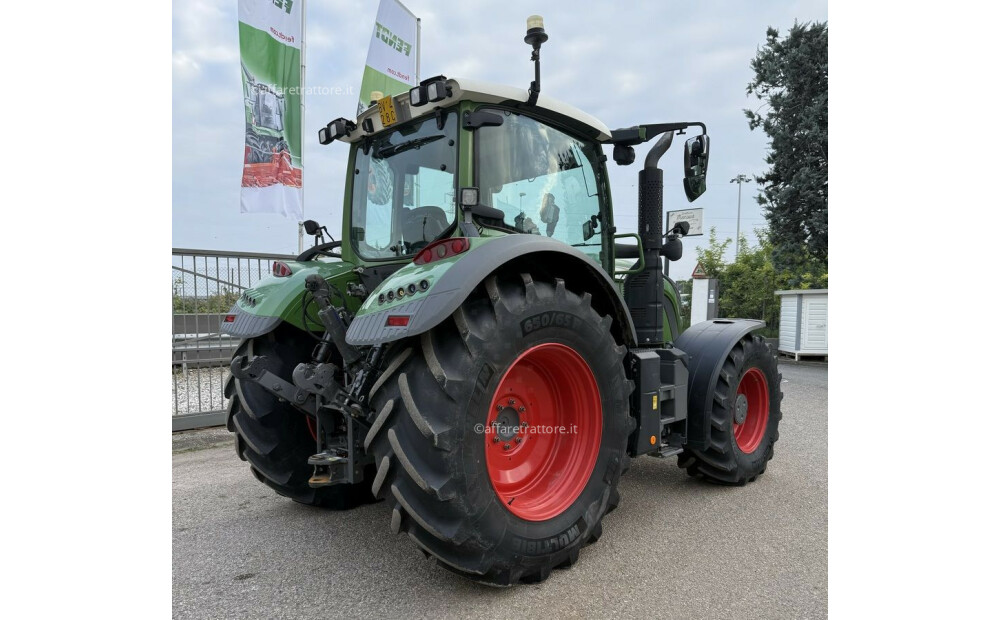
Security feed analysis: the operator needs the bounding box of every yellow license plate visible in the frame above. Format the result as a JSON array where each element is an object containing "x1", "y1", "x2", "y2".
[{"x1": 377, "y1": 96, "x2": 398, "y2": 128}]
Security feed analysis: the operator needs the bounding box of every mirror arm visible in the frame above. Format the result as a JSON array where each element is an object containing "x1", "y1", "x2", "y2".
[{"x1": 643, "y1": 121, "x2": 706, "y2": 138}]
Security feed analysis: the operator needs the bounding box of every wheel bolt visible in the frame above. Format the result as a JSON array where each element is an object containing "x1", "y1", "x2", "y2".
[
  {"x1": 492, "y1": 436, "x2": 500, "y2": 443},
  {"x1": 515, "y1": 436, "x2": 522, "y2": 444},
  {"x1": 503, "y1": 443, "x2": 511, "y2": 450},
  {"x1": 518, "y1": 406, "x2": 525, "y2": 412},
  {"x1": 497, "y1": 404, "x2": 503, "y2": 411},
  {"x1": 508, "y1": 399, "x2": 515, "y2": 405}
]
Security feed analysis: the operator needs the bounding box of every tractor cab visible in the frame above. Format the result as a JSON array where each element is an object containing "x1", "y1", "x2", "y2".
[
  {"x1": 323, "y1": 71, "x2": 709, "y2": 286},
  {"x1": 322, "y1": 76, "x2": 617, "y2": 271}
]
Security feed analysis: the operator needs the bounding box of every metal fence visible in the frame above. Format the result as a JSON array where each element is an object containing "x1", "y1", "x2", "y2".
[{"x1": 172, "y1": 248, "x2": 296, "y2": 431}]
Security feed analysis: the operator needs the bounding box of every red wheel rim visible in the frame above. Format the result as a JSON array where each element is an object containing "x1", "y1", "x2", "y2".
[
  {"x1": 733, "y1": 367, "x2": 769, "y2": 453},
  {"x1": 485, "y1": 343, "x2": 603, "y2": 521}
]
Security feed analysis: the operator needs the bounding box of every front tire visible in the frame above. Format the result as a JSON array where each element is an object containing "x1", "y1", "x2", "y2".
[
  {"x1": 678, "y1": 334, "x2": 782, "y2": 485},
  {"x1": 366, "y1": 271, "x2": 632, "y2": 585},
  {"x1": 225, "y1": 324, "x2": 376, "y2": 509}
]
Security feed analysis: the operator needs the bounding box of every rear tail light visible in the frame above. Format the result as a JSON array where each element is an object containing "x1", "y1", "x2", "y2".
[
  {"x1": 223, "y1": 314, "x2": 236, "y2": 323},
  {"x1": 414, "y1": 238, "x2": 470, "y2": 265},
  {"x1": 385, "y1": 315, "x2": 410, "y2": 327},
  {"x1": 272, "y1": 261, "x2": 292, "y2": 277}
]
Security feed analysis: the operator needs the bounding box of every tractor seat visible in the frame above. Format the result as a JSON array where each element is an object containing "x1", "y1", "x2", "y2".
[{"x1": 401, "y1": 206, "x2": 450, "y2": 251}]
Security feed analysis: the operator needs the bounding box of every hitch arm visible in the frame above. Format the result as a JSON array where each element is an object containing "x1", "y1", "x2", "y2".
[
  {"x1": 304, "y1": 274, "x2": 364, "y2": 371},
  {"x1": 229, "y1": 354, "x2": 316, "y2": 415}
]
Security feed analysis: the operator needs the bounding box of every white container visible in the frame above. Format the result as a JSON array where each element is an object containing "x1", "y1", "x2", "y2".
[{"x1": 775, "y1": 289, "x2": 828, "y2": 360}]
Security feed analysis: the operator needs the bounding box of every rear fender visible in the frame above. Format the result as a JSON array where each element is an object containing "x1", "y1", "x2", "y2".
[
  {"x1": 673, "y1": 318, "x2": 765, "y2": 451},
  {"x1": 345, "y1": 235, "x2": 637, "y2": 347},
  {"x1": 219, "y1": 260, "x2": 361, "y2": 339}
]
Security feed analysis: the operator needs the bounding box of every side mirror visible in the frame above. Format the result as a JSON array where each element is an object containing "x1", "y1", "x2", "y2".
[
  {"x1": 683, "y1": 135, "x2": 710, "y2": 202},
  {"x1": 303, "y1": 220, "x2": 321, "y2": 235},
  {"x1": 582, "y1": 215, "x2": 600, "y2": 241},
  {"x1": 663, "y1": 237, "x2": 683, "y2": 261}
]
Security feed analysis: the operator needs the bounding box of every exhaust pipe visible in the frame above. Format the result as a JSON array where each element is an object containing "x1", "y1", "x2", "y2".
[{"x1": 627, "y1": 131, "x2": 675, "y2": 347}]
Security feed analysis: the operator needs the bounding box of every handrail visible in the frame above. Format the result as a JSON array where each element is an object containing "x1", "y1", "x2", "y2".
[
  {"x1": 172, "y1": 248, "x2": 297, "y2": 260},
  {"x1": 613, "y1": 233, "x2": 645, "y2": 276}
]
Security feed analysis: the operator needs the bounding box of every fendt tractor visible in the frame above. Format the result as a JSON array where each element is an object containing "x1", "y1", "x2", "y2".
[{"x1": 221, "y1": 17, "x2": 782, "y2": 585}]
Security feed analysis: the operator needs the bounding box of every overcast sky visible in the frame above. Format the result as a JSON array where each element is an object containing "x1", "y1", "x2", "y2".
[{"x1": 173, "y1": 0, "x2": 827, "y2": 279}]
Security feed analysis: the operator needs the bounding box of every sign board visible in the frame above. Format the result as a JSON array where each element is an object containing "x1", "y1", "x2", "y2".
[
  {"x1": 667, "y1": 208, "x2": 704, "y2": 236},
  {"x1": 692, "y1": 261, "x2": 708, "y2": 279}
]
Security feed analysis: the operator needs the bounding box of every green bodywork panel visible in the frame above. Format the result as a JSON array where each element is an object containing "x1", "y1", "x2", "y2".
[{"x1": 233, "y1": 259, "x2": 362, "y2": 331}]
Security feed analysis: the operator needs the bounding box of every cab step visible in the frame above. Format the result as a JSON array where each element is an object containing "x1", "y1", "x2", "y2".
[{"x1": 658, "y1": 445, "x2": 683, "y2": 458}]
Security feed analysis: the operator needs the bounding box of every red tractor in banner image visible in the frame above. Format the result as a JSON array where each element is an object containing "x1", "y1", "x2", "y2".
[
  {"x1": 241, "y1": 61, "x2": 302, "y2": 188},
  {"x1": 242, "y1": 142, "x2": 302, "y2": 188}
]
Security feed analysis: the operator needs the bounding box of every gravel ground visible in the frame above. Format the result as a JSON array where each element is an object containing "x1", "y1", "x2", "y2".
[
  {"x1": 172, "y1": 367, "x2": 230, "y2": 416},
  {"x1": 172, "y1": 362, "x2": 827, "y2": 619}
]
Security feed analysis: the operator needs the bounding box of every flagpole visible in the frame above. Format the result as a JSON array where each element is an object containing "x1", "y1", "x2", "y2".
[
  {"x1": 416, "y1": 16, "x2": 421, "y2": 81},
  {"x1": 297, "y1": 0, "x2": 307, "y2": 254}
]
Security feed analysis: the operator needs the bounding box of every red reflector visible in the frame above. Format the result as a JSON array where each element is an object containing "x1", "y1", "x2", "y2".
[
  {"x1": 224, "y1": 315, "x2": 236, "y2": 323},
  {"x1": 385, "y1": 315, "x2": 410, "y2": 327},
  {"x1": 272, "y1": 261, "x2": 292, "y2": 277},
  {"x1": 413, "y1": 237, "x2": 470, "y2": 265}
]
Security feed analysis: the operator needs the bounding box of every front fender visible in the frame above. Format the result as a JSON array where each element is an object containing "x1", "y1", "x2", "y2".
[
  {"x1": 673, "y1": 318, "x2": 765, "y2": 451},
  {"x1": 345, "y1": 235, "x2": 638, "y2": 346},
  {"x1": 220, "y1": 259, "x2": 360, "y2": 339}
]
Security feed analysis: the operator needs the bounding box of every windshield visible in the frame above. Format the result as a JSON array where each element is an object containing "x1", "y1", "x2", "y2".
[
  {"x1": 476, "y1": 109, "x2": 604, "y2": 262},
  {"x1": 350, "y1": 110, "x2": 458, "y2": 260}
]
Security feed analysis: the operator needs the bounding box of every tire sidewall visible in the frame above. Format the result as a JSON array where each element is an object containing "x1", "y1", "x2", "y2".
[
  {"x1": 729, "y1": 342, "x2": 781, "y2": 471},
  {"x1": 457, "y1": 291, "x2": 629, "y2": 555}
]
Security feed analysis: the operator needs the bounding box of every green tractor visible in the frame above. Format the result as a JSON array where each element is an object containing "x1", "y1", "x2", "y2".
[{"x1": 222, "y1": 17, "x2": 782, "y2": 586}]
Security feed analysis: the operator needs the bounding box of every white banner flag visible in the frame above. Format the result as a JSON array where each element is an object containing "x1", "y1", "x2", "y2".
[
  {"x1": 358, "y1": 0, "x2": 419, "y2": 115},
  {"x1": 238, "y1": 0, "x2": 304, "y2": 220}
]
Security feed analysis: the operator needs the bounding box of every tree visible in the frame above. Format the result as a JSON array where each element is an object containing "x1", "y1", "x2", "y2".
[
  {"x1": 172, "y1": 275, "x2": 240, "y2": 314},
  {"x1": 694, "y1": 226, "x2": 824, "y2": 336},
  {"x1": 745, "y1": 22, "x2": 828, "y2": 280},
  {"x1": 694, "y1": 227, "x2": 732, "y2": 279},
  {"x1": 722, "y1": 232, "x2": 780, "y2": 328}
]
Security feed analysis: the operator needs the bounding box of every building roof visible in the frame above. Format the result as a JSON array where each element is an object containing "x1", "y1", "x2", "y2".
[
  {"x1": 342, "y1": 77, "x2": 612, "y2": 143},
  {"x1": 775, "y1": 289, "x2": 829, "y2": 296}
]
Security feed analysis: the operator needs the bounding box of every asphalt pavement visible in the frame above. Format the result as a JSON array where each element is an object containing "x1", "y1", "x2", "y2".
[{"x1": 172, "y1": 362, "x2": 827, "y2": 619}]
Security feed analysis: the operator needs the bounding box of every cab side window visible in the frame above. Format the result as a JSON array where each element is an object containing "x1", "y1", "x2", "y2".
[{"x1": 477, "y1": 110, "x2": 603, "y2": 260}]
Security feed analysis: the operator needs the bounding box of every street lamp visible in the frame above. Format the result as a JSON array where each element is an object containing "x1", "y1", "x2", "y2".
[{"x1": 730, "y1": 174, "x2": 752, "y2": 259}]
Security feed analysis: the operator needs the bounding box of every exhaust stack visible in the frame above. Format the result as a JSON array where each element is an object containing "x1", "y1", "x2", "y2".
[{"x1": 626, "y1": 132, "x2": 675, "y2": 347}]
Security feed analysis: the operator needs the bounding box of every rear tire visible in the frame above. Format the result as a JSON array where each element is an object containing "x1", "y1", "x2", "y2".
[
  {"x1": 366, "y1": 271, "x2": 632, "y2": 585},
  {"x1": 678, "y1": 334, "x2": 782, "y2": 485},
  {"x1": 225, "y1": 324, "x2": 376, "y2": 509}
]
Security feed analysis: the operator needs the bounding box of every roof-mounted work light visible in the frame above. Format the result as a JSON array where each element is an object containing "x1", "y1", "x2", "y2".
[
  {"x1": 409, "y1": 75, "x2": 451, "y2": 108},
  {"x1": 318, "y1": 118, "x2": 357, "y2": 145}
]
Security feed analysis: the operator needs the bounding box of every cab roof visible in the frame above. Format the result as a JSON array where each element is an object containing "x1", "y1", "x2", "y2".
[{"x1": 341, "y1": 77, "x2": 612, "y2": 143}]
